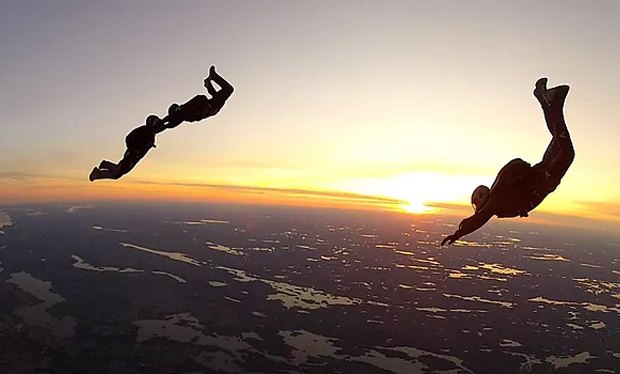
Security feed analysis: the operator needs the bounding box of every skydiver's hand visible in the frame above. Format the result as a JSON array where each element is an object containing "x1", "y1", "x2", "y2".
[{"x1": 441, "y1": 234, "x2": 459, "y2": 247}]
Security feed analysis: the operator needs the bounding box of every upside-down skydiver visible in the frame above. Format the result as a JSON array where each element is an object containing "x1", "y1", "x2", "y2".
[
  {"x1": 163, "y1": 65, "x2": 234, "y2": 129},
  {"x1": 441, "y1": 77, "x2": 575, "y2": 246}
]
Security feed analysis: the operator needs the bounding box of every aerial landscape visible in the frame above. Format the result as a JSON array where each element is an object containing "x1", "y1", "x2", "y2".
[{"x1": 1, "y1": 202, "x2": 618, "y2": 373}]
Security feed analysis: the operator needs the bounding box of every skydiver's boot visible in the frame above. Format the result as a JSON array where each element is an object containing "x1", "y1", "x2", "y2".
[
  {"x1": 533, "y1": 77, "x2": 547, "y2": 104},
  {"x1": 534, "y1": 77, "x2": 569, "y2": 110},
  {"x1": 89, "y1": 167, "x2": 101, "y2": 182},
  {"x1": 208, "y1": 65, "x2": 217, "y2": 80},
  {"x1": 534, "y1": 78, "x2": 570, "y2": 139}
]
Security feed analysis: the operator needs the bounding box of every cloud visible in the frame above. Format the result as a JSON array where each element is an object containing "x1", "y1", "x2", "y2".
[
  {"x1": 132, "y1": 180, "x2": 407, "y2": 206},
  {"x1": 0, "y1": 170, "x2": 81, "y2": 183},
  {"x1": 574, "y1": 201, "x2": 620, "y2": 219}
]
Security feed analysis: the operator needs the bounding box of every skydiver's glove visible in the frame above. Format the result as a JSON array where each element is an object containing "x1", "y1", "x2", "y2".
[{"x1": 441, "y1": 234, "x2": 459, "y2": 247}]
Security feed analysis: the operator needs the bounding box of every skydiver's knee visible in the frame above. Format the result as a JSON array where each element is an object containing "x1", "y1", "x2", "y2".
[
  {"x1": 567, "y1": 151, "x2": 575, "y2": 168},
  {"x1": 564, "y1": 144, "x2": 575, "y2": 165},
  {"x1": 219, "y1": 87, "x2": 234, "y2": 101},
  {"x1": 558, "y1": 136, "x2": 574, "y2": 159}
]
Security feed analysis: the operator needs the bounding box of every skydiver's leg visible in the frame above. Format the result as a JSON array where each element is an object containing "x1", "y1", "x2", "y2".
[
  {"x1": 534, "y1": 79, "x2": 574, "y2": 182},
  {"x1": 114, "y1": 148, "x2": 148, "y2": 179},
  {"x1": 534, "y1": 78, "x2": 570, "y2": 138},
  {"x1": 202, "y1": 67, "x2": 234, "y2": 118},
  {"x1": 90, "y1": 149, "x2": 147, "y2": 181},
  {"x1": 89, "y1": 167, "x2": 102, "y2": 182},
  {"x1": 544, "y1": 131, "x2": 574, "y2": 182},
  {"x1": 90, "y1": 160, "x2": 119, "y2": 181},
  {"x1": 205, "y1": 79, "x2": 218, "y2": 97},
  {"x1": 98, "y1": 160, "x2": 116, "y2": 170},
  {"x1": 90, "y1": 164, "x2": 120, "y2": 181},
  {"x1": 90, "y1": 167, "x2": 118, "y2": 181},
  {"x1": 206, "y1": 66, "x2": 234, "y2": 99}
]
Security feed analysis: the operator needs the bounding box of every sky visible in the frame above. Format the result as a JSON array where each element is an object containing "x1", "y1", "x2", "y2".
[{"x1": 1, "y1": 1, "x2": 619, "y2": 228}]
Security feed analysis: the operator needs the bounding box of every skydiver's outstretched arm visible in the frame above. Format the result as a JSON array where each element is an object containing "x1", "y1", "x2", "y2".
[{"x1": 441, "y1": 201, "x2": 495, "y2": 246}]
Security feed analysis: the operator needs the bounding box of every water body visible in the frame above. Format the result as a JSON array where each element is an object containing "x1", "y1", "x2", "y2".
[
  {"x1": 72, "y1": 255, "x2": 143, "y2": 273},
  {"x1": 120, "y1": 242, "x2": 202, "y2": 266},
  {"x1": 280, "y1": 330, "x2": 474, "y2": 374},
  {"x1": 5, "y1": 271, "x2": 76, "y2": 340},
  {"x1": 133, "y1": 313, "x2": 284, "y2": 372},
  {"x1": 0, "y1": 211, "x2": 12, "y2": 229},
  {"x1": 207, "y1": 242, "x2": 244, "y2": 256},
  {"x1": 92, "y1": 225, "x2": 127, "y2": 233},
  {"x1": 151, "y1": 270, "x2": 187, "y2": 283},
  {"x1": 217, "y1": 265, "x2": 361, "y2": 310}
]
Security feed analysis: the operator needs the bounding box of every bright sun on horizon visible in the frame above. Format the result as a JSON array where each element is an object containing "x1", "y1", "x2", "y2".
[
  {"x1": 338, "y1": 172, "x2": 480, "y2": 215},
  {"x1": 401, "y1": 199, "x2": 436, "y2": 214}
]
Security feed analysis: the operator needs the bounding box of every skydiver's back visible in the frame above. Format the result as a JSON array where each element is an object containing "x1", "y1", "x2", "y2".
[
  {"x1": 125, "y1": 125, "x2": 156, "y2": 151},
  {"x1": 489, "y1": 159, "x2": 560, "y2": 218}
]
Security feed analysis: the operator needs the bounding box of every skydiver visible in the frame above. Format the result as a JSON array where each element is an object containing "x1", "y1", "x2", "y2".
[
  {"x1": 163, "y1": 65, "x2": 234, "y2": 129},
  {"x1": 89, "y1": 115, "x2": 165, "y2": 181},
  {"x1": 441, "y1": 77, "x2": 575, "y2": 246}
]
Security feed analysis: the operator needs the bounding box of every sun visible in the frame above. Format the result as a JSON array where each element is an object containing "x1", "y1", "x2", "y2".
[
  {"x1": 401, "y1": 197, "x2": 434, "y2": 214},
  {"x1": 338, "y1": 172, "x2": 476, "y2": 215}
]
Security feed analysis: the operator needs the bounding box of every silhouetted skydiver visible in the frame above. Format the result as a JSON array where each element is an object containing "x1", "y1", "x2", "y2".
[
  {"x1": 163, "y1": 65, "x2": 234, "y2": 129},
  {"x1": 89, "y1": 115, "x2": 165, "y2": 181},
  {"x1": 441, "y1": 78, "x2": 574, "y2": 246}
]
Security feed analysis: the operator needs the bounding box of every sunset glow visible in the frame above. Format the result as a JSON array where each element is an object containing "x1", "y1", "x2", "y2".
[{"x1": 336, "y1": 172, "x2": 481, "y2": 215}]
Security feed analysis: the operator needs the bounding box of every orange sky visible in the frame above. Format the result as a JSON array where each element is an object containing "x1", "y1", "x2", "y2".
[{"x1": 2, "y1": 176, "x2": 619, "y2": 235}]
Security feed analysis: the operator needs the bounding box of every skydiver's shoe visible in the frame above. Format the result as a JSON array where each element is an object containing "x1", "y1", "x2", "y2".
[
  {"x1": 544, "y1": 85, "x2": 570, "y2": 109},
  {"x1": 533, "y1": 77, "x2": 548, "y2": 105},
  {"x1": 89, "y1": 167, "x2": 100, "y2": 182}
]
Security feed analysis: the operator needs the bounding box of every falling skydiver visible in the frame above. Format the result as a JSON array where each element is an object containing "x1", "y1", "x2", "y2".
[
  {"x1": 441, "y1": 77, "x2": 575, "y2": 246},
  {"x1": 163, "y1": 65, "x2": 234, "y2": 129}
]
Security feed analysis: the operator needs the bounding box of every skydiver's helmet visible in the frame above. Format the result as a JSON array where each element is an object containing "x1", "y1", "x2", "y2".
[
  {"x1": 146, "y1": 115, "x2": 162, "y2": 128},
  {"x1": 168, "y1": 103, "x2": 181, "y2": 116},
  {"x1": 471, "y1": 185, "x2": 490, "y2": 213},
  {"x1": 145, "y1": 115, "x2": 165, "y2": 134}
]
